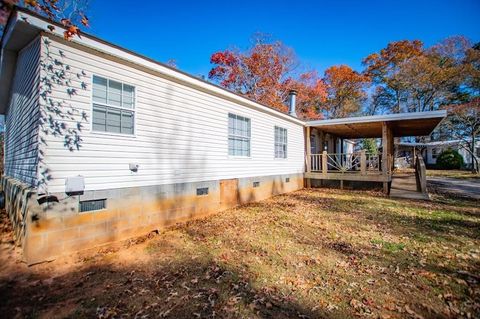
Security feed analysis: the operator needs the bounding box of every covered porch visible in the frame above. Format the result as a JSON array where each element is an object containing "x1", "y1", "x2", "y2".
[{"x1": 304, "y1": 111, "x2": 447, "y2": 194}]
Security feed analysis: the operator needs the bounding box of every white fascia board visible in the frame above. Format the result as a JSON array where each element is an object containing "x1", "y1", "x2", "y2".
[
  {"x1": 305, "y1": 110, "x2": 447, "y2": 127},
  {"x1": 397, "y1": 139, "x2": 464, "y2": 147},
  {"x1": 396, "y1": 142, "x2": 427, "y2": 147},
  {"x1": 17, "y1": 11, "x2": 305, "y2": 126}
]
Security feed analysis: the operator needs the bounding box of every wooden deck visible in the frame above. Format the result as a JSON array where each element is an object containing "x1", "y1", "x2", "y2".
[
  {"x1": 389, "y1": 173, "x2": 430, "y2": 200},
  {"x1": 305, "y1": 172, "x2": 390, "y2": 182}
]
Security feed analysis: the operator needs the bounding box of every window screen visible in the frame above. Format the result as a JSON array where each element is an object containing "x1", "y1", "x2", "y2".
[
  {"x1": 92, "y1": 75, "x2": 135, "y2": 135},
  {"x1": 274, "y1": 126, "x2": 287, "y2": 158},
  {"x1": 228, "y1": 113, "x2": 251, "y2": 157}
]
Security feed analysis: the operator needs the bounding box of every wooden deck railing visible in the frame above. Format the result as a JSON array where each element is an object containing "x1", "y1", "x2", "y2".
[{"x1": 308, "y1": 151, "x2": 391, "y2": 176}]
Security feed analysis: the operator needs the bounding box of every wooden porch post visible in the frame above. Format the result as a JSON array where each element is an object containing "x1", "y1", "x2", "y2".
[
  {"x1": 327, "y1": 134, "x2": 334, "y2": 153},
  {"x1": 306, "y1": 126, "x2": 311, "y2": 188},
  {"x1": 319, "y1": 130, "x2": 325, "y2": 153},
  {"x1": 360, "y1": 150, "x2": 366, "y2": 175},
  {"x1": 306, "y1": 126, "x2": 311, "y2": 173},
  {"x1": 382, "y1": 122, "x2": 392, "y2": 193},
  {"x1": 322, "y1": 151, "x2": 328, "y2": 176},
  {"x1": 389, "y1": 131, "x2": 395, "y2": 172},
  {"x1": 340, "y1": 138, "x2": 344, "y2": 166},
  {"x1": 412, "y1": 146, "x2": 416, "y2": 168}
]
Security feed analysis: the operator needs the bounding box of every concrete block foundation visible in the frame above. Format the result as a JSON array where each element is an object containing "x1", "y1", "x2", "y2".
[{"x1": 1, "y1": 174, "x2": 303, "y2": 264}]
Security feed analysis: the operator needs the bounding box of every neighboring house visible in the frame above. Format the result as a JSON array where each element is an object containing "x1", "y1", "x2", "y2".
[
  {"x1": 0, "y1": 8, "x2": 446, "y2": 264},
  {"x1": 397, "y1": 140, "x2": 480, "y2": 169}
]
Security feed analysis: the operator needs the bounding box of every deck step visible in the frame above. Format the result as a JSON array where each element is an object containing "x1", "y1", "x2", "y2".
[{"x1": 390, "y1": 174, "x2": 430, "y2": 200}]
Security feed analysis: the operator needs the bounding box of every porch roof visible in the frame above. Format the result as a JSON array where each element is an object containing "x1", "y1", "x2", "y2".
[{"x1": 306, "y1": 110, "x2": 447, "y2": 138}]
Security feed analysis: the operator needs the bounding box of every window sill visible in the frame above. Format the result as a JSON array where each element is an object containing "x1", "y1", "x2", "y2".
[
  {"x1": 228, "y1": 155, "x2": 252, "y2": 160},
  {"x1": 89, "y1": 130, "x2": 137, "y2": 138}
]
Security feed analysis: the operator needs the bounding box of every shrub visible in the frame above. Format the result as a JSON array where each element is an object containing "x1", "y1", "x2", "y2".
[{"x1": 436, "y1": 149, "x2": 464, "y2": 169}]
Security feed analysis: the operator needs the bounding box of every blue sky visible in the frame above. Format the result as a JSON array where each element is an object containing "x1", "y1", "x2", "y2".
[{"x1": 87, "y1": 0, "x2": 479, "y2": 77}]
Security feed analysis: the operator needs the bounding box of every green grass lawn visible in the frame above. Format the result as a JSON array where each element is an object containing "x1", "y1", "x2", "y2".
[
  {"x1": 1, "y1": 189, "x2": 479, "y2": 318},
  {"x1": 427, "y1": 169, "x2": 480, "y2": 179}
]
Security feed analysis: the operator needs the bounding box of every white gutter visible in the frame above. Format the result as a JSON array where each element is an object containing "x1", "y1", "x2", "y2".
[
  {"x1": 398, "y1": 139, "x2": 476, "y2": 147},
  {"x1": 305, "y1": 110, "x2": 447, "y2": 127}
]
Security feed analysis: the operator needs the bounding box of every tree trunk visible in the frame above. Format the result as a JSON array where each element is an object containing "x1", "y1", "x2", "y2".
[{"x1": 472, "y1": 133, "x2": 478, "y2": 174}]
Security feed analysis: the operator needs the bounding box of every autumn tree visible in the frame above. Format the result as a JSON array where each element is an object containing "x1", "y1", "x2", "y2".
[
  {"x1": 402, "y1": 36, "x2": 471, "y2": 112},
  {"x1": 208, "y1": 35, "x2": 327, "y2": 119},
  {"x1": 464, "y1": 42, "x2": 480, "y2": 94},
  {"x1": 363, "y1": 37, "x2": 475, "y2": 116},
  {"x1": 363, "y1": 40, "x2": 424, "y2": 113},
  {"x1": 0, "y1": 0, "x2": 89, "y2": 39},
  {"x1": 443, "y1": 99, "x2": 480, "y2": 173},
  {"x1": 322, "y1": 65, "x2": 369, "y2": 118}
]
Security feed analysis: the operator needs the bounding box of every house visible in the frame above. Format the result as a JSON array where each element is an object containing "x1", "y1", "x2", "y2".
[
  {"x1": 0, "y1": 8, "x2": 446, "y2": 264},
  {"x1": 397, "y1": 140, "x2": 480, "y2": 169}
]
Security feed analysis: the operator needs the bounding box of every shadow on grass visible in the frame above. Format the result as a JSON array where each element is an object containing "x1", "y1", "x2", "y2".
[
  {"x1": 0, "y1": 252, "x2": 344, "y2": 318},
  {"x1": 293, "y1": 189, "x2": 480, "y2": 243}
]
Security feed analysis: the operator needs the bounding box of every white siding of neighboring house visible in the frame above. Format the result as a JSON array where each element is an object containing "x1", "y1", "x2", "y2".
[
  {"x1": 426, "y1": 143, "x2": 479, "y2": 168},
  {"x1": 40, "y1": 36, "x2": 305, "y2": 194},
  {"x1": 426, "y1": 146, "x2": 438, "y2": 165},
  {"x1": 4, "y1": 37, "x2": 40, "y2": 186}
]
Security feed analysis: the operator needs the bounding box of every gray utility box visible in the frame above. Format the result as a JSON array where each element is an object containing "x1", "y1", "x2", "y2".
[{"x1": 65, "y1": 176, "x2": 85, "y2": 195}]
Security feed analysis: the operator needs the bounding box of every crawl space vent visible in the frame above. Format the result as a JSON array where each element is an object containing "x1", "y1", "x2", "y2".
[
  {"x1": 286, "y1": 177, "x2": 290, "y2": 183},
  {"x1": 196, "y1": 187, "x2": 209, "y2": 196},
  {"x1": 253, "y1": 181, "x2": 260, "y2": 188},
  {"x1": 80, "y1": 199, "x2": 106, "y2": 212}
]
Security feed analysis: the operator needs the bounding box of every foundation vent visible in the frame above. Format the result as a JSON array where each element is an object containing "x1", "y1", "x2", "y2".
[
  {"x1": 196, "y1": 187, "x2": 209, "y2": 196},
  {"x1": 253, "y1": 181, "x2": 260, "y2": 188},
  {"x1": 286, "y1": 177, "x2": 290, "y2": 183},
  {"x1": 80, "y1": 199, "x2": 106, "y2": 212}
]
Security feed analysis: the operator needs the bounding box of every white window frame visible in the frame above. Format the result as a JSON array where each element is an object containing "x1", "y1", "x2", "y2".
[
  {"x1": 274, "y1": 126, "x2": 288, "y2": 159},
  {"x1": 228, "y1": 113, "x2": 251, "y2": 158},
  {"x1": 90, "y1": 74, "x2": 137, "y2": 137}
]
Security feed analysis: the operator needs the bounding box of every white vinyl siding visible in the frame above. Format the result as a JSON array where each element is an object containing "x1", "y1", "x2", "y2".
[
  {"x1": 92, "y1": 75, "x2": 135, "y2": 134},
  {"x1": 274, "y1": 126, "x2": 287, "y2": 159},
  {"x1": 39, "y1": 36, "x2": 305, "y2": 193},
  {"x1": 228, "y1": 113, "x2": 251, "y2": 157},
  {"x1": 4, "y1": 38, "x2": 40, "y2": 186}
]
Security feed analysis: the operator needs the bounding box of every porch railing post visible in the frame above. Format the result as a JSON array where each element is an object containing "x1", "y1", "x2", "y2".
[
  {"x1": 360, "y1": 150, "x2": 366, "y2": 175},
  {"x1": 322, "y1": 151, "x2": 328, "y2": 176},
  {"x1": 306, "y1": 126, "x2": 311, "y2": 173}
]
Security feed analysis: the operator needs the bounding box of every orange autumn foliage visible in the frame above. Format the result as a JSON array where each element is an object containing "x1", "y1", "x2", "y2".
[
  {"x1": 209, "y1": 38, "x2": 327, "y2": 120},
  {"x1": 323, "y1": 65, "x2": 370, "y2": 118}
]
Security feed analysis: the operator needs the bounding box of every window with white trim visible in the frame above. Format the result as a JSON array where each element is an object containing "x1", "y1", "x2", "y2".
[
  {"x1": 92, "y1": 75, "x2": 135, "y2": 135},
  {"x1": 228, "y1": 113, "x2": 251, "y2": 157},
  {"x1": 274, "y1": 126, "x2": 287, "y2": 158}
]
